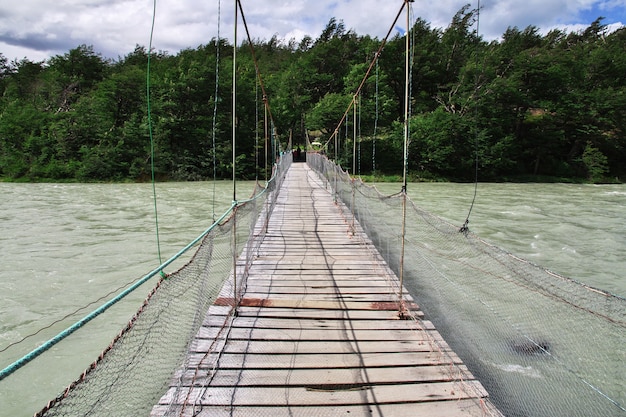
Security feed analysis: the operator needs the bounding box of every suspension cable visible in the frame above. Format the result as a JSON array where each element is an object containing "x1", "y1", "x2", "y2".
[
  {"x1": 236, "y1": 0, "x2": 277, "y2": 139},
  {"x1": 325, "y1": 1, "x2": 407, "y2": 151}
]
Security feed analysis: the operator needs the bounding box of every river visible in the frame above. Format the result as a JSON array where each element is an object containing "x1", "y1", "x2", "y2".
[
  {"x1": 0, "y1": 180, "x2": 624, "y2": 416},
  {"x1": 379, "y1": 182, "x2": 626, "y2": 297}
]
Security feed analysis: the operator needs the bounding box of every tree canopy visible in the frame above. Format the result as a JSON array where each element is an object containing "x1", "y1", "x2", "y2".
[{"x1": 1, "y1": 10, "x2": 624, "y2": 182}]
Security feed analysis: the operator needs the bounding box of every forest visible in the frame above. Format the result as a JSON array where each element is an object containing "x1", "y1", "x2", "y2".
[{"x1": 0, "y1": 6, "x2": 624, "y2": 182}]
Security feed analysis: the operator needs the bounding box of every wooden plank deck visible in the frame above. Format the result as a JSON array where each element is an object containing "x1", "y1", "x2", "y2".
[{"x1": 152, "y1": 163, "x2": 500, "y2": 417}]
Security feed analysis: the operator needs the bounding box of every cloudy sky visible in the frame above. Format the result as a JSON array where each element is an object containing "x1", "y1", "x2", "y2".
[{"x1": 1, "y1": 0, "x2": 625, "y2": 63}]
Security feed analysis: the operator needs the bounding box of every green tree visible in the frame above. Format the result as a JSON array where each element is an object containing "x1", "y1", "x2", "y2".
[
  {"x1": 410, "y1": 107, "x2": 474, "y2": 179},
  {"x1": 1, "y1": 16, "x2": 625, "y2": 182},
  {"x1": 306, "y1": 92, "x2": 352, "y2": 136},
  {"x1": 582, "y1": 142, "x2": 609, "y2": 181}
]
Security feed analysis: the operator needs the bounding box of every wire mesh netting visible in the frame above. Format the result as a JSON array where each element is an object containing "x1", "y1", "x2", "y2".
[
  {"x1": 29, "y1": 155, "x2": 291, "y2": 416},
  {"x1": 308, "y1": 153, "x2": 625, "y2": 417}
]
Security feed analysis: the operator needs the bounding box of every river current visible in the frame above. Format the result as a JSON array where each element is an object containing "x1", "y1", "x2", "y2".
[{"x1": 0, "y1": 180, "x2": 624, "y2": 416}]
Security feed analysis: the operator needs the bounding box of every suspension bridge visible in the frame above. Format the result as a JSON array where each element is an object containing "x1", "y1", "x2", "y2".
[
  {"x1": 2, "y1": 0, "x2": 624, "y2": 415},
  {"x1": 6, "y1": 153, "x2": 624, "y2": 417}
]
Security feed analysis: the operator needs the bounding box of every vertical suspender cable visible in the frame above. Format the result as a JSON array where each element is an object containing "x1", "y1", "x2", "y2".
[
  {"x1": 345, "y1": 108, "x2": 348, "y2": 156},
  {"x1": 212, "y1": 0, "x2": 222, "y2": 222},
  {"x1": 232, "y1": 0, "x2": 237, "y2": 204},
  {"x1": 264, "y1": 99, "x2": 270, "y2": 233},
  {"x1": 255, "y1": 78, "x2": 259, "y2": 181},
  {"x1": 232, "y1": 0, "x2": 238, "y2": 308},
  {"x1": 358, "y1": 93, "x2": 362, "y2": 175},
  {"x1": 373, "y1": 59, "x2": 379, "y2": 173},
  {"x1": 264, "y1": 99, "x2": 268, "y2": 181},
  {"x1": 334, "y1": 130, "x2": 338, "y2": 202},
  {"x1": 272, "y1": 123, "x2": 276, "y2": 162},
  {"x1": 460, "y1": 0, "x2": 481, "y2": 234},
  {"x1": 352, "y1": 96, "x2": 357, "y2": 175},
  {"x1": 351, "y1": 96, "x2": 357, "y2": 233},
  {"x1": 147, "y1": 0, "x2": 164, "y2": 273},
  {"x1": 398, "y1": 0, "x2": 413, "y2": 317}
]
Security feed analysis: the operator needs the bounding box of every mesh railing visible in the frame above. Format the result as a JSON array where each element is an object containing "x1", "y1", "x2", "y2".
[
  {"x1": 307, "y1": 152, "x2": 626, "y2": 417},
  {"x1": 11, "y1": 154, "x2": 292, "y2": 416}
]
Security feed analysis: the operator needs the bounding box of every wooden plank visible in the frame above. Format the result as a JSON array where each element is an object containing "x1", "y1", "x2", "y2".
[
  {"x1": 242, "y1": 275, "x2": 395, "y2": 282},
  {"x1": 241, "y1": 272, "x2": 395, "y2": 279},
  {"x1": 213, "y1": 298, "x2": 419, "y2": 312},
  {"x1": 195, "y1": 327, "x2": 445, "y2": 343},
  {"x1": 214, "y1": 291, "x2": 402, "y2": 301},
  {"x1": 246, "y1": 256, "x2": 383, "y2": 262},
  {"x1": 175, "y1": 364, "x2": 474, "y2": 387},
  {"x1": 245, "y1": 268, "x2": 394, "y2": 276},
  {"x1": 202, "y1": 316, "x2": 435, "y2": 331},
  {"x1": 157, "y1": 380, "x2": 489, "y2": 406},
  {"x1": 152, "y1": 398, "x2": 492, "y2": 417},
  {"x1": 241, "y1": 284, "x2": 400, "y2": 293},
  {"x1": 183, "y1": 351, "x2": 463, "y2": 369},
  {"x1": 203, "y1": 306, "x2": 424, "y2": 322},
  {"x1": 240, "y1": 285, "x2": 398, "y2": 294},
  {"x1": 191, "y1": 339, "x2": 451, "y2": 355},
  {"x1": 252, "y1": 252, "x2": 385, "y2": 258}
]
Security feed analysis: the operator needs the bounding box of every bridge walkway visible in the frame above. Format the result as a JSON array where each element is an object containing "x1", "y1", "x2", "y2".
[{"x1": 152, "y1": 162, "x2": 498, "y2": 416}]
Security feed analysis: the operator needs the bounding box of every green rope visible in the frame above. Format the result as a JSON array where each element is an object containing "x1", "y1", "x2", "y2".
[
  {"x1": 0, "y1": 154, "x2": 291, "y2": 382},
  {"x1": 0, "y1": 201, "x2": 239, "y2": 382},
  {"x1": 146, "y1": 0, "x2": 164, "y2": 274}
]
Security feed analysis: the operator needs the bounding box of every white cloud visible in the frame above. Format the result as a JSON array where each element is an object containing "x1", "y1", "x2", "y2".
[{"x1": 1, "y1": 0, "x2": 624, "y2": 62}]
